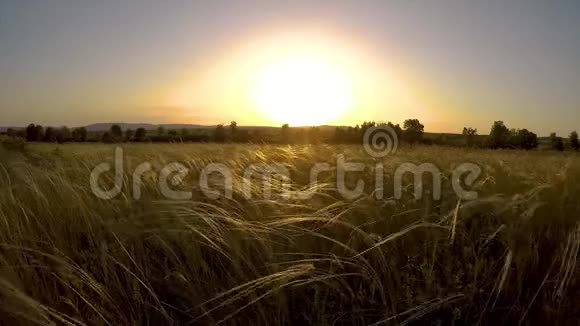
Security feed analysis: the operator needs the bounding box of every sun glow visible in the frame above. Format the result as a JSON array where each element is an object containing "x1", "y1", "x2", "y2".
[
  {"x1": 170, "y1": 28, "x2": 425, "y2": 127},
  {"x1": 252, "y1": 52, "x2": 353, "y2": 126}
]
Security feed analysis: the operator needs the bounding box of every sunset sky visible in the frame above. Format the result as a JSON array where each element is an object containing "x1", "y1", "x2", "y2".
[{"x1": 1, "y1": 0, "x2": 579, "y2": 135}]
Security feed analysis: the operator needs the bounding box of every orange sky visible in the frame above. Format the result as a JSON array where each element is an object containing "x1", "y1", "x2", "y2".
[{"x1": 2, "y1": 1, "x2": 580, "y2": 135}]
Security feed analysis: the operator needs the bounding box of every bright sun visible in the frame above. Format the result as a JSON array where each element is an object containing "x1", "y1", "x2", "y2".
[{"x1": 252, "y1": 56, "x2": 353, "y2": 126}]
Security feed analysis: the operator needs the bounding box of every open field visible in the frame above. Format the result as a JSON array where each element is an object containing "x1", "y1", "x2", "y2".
[{"x1": 0, "y1": 143, "x2": 579, "y2": 325}]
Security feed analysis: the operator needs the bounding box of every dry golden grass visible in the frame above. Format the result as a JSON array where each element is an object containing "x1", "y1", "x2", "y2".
[{"x1": 0, "y1": 142, "x2": 578, "y2": 325}]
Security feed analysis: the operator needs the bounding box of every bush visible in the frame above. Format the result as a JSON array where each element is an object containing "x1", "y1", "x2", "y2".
[{"x1": 0, "y1": 135, "x2": 27, "y2": 151}]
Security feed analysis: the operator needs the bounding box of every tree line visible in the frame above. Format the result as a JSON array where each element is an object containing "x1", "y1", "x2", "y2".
[
  {"x1": 462, "y1": 120, "x2": 579, "y2": 151},
  {"x1": 3, "y1": 120, "x2": 579, "y2": 151},
  {"x1": 6, "y1": 124, "x2": 90, "y2": 143}
]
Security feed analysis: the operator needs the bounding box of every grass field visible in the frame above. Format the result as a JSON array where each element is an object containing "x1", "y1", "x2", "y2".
[{"x1": 0, "y1": 142, "x2": 579, "y2": 325}]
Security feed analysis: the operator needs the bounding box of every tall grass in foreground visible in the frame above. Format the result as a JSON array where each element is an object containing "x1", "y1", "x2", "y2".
[{"x1": 0, "y1": 143, "x2": 578, "y2": 325}]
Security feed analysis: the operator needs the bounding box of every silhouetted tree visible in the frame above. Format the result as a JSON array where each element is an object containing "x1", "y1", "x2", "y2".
[
  {"x1": 72, "y1": 127, "x2": 87, "y2": 142},
  {"x1": 157, "y1": 126, "x2": 166, "y2": 136},
  {"x1": 485, "y1": 121, "x2": 510, "y2": 149},
  {"x1": 56, "y1": 126, "x2": 71, "y2": 143},
  {"x1": 403, "y1": 119, "x2": 424, "y2": 144},
  {"x1": 71, "y1": 128, "x2": 80, "y2": 142},
  {"x1": 569, "y1": 131, "x2": 579, "y2": 151},
  {"x1": 110, "y1": 125, "x2": 122, "y2": 142},
  {"x1": 516, "y1": 129, "x2": 538, "y2": 150},
  {"x1": 25, "y1": 123, "x2": 44, "y2": 141},
  {"x1": 550, "y1": 132, "x2": 564, "y2": 151},
  {"x1": 385, "y1": 122, "x2": 403, "y2": 141},
  {"x1": 78, "y1": 127, "x2": 88, "y2": 142},
  {"x1": 124, "y1": 129, "x2": 134, "y2": 142},
  {"x1": 462, "y1": 127, "x2": 478, "y2": 147},
  {"x1": 25, "y1": 124, "x2": 36, "y2": 141},
  {"x1": 35, "y1": 125, "x2": 44, "y2": 141},
  {"x1": 280, "y1": 124, "x2": 291, "y2": 143},
  {"x1": 168, "y1": 129, "x2": 178, "y2": 141},
  {"x1": 102, "y1": 131, "x2": 113, "y2": 143},
  {"x1": 214, "y1": 124, "x2": 227, "y2": 142},
  {"x1": 333, "y1": 122, "x2": 399, "y2": 144},
  {"x1": 135, "y1": 128, "x2": 147, "y2": 142},
  {"x1": 229, "y1": 121, "x2": 238, "y2": 142},
  {"x1": 360, "y1": 121, "x2": 376, "y2": 143},
  {"x1": 506, "y1": 128, "x2": 520, "y2": 148},
  {"x1": 44, "y1": 127, "x2": 56, "y2": 142}
]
